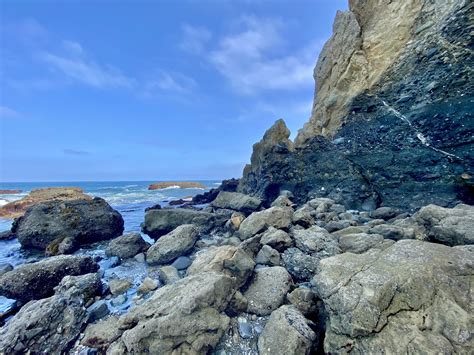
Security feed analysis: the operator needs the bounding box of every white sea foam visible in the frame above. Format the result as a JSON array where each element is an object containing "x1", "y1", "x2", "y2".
[{"x1": 0, "y1": 199, "x2": 8, "y2": 207}]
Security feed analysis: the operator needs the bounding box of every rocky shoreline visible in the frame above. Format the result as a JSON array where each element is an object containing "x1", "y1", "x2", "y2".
[
  {"x1": 0, "y1": 188, "x2": 472, "y2": 353},
  {"x1": 0, "y1": 0, "x2": 473, "y2": 353}
]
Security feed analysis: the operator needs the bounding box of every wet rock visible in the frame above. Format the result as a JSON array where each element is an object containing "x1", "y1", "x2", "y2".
[
  {"x1": 157, "y1": 265, "x2": 180, "y2": 285},
  {"x1": 324, "y1": 220, "x2": 353, "y2": 233},
  {"x1": 108, "y1": 279, "x2": 131, "y2": 296},
  {"x1": 414, "y1": 204, "x2": 474, "y2": 246},
  {"x1": 313, "y1": 240, "x2": 473, "y2": 353},
  {"x1": 370, "y1": 207, "x2": 401, "y2": 220},
  {"x1": 0, "y1": 230, "x2": 16, "y2": 240},
  {"x1": 107, "y1": 272, "x2": 235, "y2": 353},
  {"x1": 146, "y1": 225, "x2": 199, "y2": 265},
  {"x1": 332, "y1": 225, "x2": 370, "y2": 237},
  {"x1": 105, "y1": 233, "x2": 150, "y2": 260},
  {"x1": 258, "y1": 305, "x2": 317, "y2": 355},
  {"x1": 238, "y1": 318, "x2": 253, "y2": 339},
  {"x1": 369, "y1": 224, "x2": 416, "y2": 241},
  {"x1": 0, "y1": 255, "x2": 98, "y2": 302},
  {"x1": 81, "y1": 315, "x2": 121, "y2": 349},
  {"x1": 0, "y1": 263, "x2": 13, "y2": 276},
  {"x1": 287, "y1": 287, "x2": 317, "y2": 316},
  {"x1": 244, "y1": 266, "x2": 293, "y2": 316},
  {"x1": 148, "y1": 181, "x2": 206, "y2": 190},
  {"x1": 171, "y1": 256, "x2": 192, "y2": 270},
  {"x1": 188, "y1": 245, "x2": 255, "y2": 287},
  {"x1": 260, "y1": 227, "x2": 293, "y2": 251},
  {"x1": 282, "y1": 248, "x2": 319, "y2": 282},
  {"x1": 142, "y1": 208, "x2": 226, "y2": 239},
  {"x1": 111, "y1": 294, "x2": 127, "y2": 307},
  {"x1": 338, "y1": 233, "x2": 385, "y2": 253},
  {"x1": 87, "y1": 300, "x2": 110, "y2": 322},
  {"x1": 226, "y1": 212, "x2": 245, "y2": 230},
  {"x1": 238, "y1": 207, "x2": 293, "y2": 240},
  {"x1": 255, "y1": 245, "x2": 280, "y2": 266},
  {"x1": 227, "y1": 291, "x2": 248, "y2": 316},
  {"x1": 137, "y1": 277, "x2": 158, "y2": 294},
  {"x1": 12, "y1": 197, "x2": 124, "y2": 253},
  {"x1": 211, "y1": 191, "x2": 261, "y2": 213},
  {"x1": 0, "y1": 273, "x2": 101, "y2": 354},
  {"x1": 133, "y1": 253, "x2": 146, "y2": 263}
]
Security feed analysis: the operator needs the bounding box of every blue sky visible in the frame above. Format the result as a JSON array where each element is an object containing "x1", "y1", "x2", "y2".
[{"x1": 0, "y1": 0, "x2": 347, "y2": 182}]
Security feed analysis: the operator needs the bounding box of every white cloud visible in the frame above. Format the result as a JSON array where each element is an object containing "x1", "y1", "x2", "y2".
[
  {"x1": 182, "y1": 15, "x2": 322, "y2": 95},
  {"x1": 40, "y1": 45, "x2": 134, "y2": 89},
  {"x1": 145, "y1": 71, "x2": 197, "y2": 95},
  {"x1": 0, "y1": 106, "x2": 20, "y2": 118},
  {"x1": 179, "y1": 24, "x2": 212, "y2": 55}
]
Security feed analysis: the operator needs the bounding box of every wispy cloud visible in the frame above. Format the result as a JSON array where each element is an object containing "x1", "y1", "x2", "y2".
[
  {"x1": 40, "y1": 40, "x2": 134, "y2": 89},
  {"x1": 181, "y1": 15, "x2": 322, "y2": 95},
  {"x1": 0, "y1": 106, "x2": 20, "y2": 119},
  {"x1": 144, "y1": 71, "x2": 197, "y2": 95},
  {"x1": 63, "y1": 149, "x2": 90, "y2": 156},
  {"x1": 179, "y1": 24, "x2": 212, "y2": 55}
]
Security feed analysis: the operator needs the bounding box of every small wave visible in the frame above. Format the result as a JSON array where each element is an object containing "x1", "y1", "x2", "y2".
[
  {"x1": 0, "y1": 199, "x2": 8, "y2": 207},
  {"x1": 155, "y1": 186, "x2": 181, "y2": 190}
]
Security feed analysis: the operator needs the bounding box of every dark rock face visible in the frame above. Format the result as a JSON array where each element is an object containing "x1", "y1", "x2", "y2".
[
  {"x1": 105, "y1": 233, "x2": 150, "y2": 259},
  {"x1": 12, "y1": 197, "x2": 124, "y2": 253},
  {"x1": 0, "y1": 255, "x2": 98, "y2": 302},
  {"x1": 191, "y1": 178, "x2": 240, "y2": 205},
  {"x1": 238, "y1": 1, "x2": 473, "y2": 212}
]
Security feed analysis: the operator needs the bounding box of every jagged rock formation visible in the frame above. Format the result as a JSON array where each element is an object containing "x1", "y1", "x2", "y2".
[{"x1": 238, "y1": 0, "x2": 473, "y2": 211}]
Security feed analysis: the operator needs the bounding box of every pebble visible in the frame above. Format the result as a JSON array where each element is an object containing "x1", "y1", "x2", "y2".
[
  {"x1": 111, "y1": 294, "x2": 127, "y2": 306},
  {"x1": 238, "y1": 320, "x2": 253, "y2": 339},
  {"x1": 134, "y1": 253, "x2": 146, "y2": 263},
  {"x1": 86, "y1": 300, "x2": 110, "y2": 322},
  {"x1": 0, "y1": 263, "x2": 13, "y2": 276}
]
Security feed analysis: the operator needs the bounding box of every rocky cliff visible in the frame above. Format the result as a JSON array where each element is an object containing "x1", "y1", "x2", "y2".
[{"x1": 239, "y1": 0, "x2": 473, "y2": 211}]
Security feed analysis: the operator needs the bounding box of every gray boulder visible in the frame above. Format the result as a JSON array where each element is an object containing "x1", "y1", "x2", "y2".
[
  {"x1": 238, "y1": 207, "x2": 293, "y2": 240},
  {"x1": 0, "y1": 255, "x2": 98, "y2": 302},
  {"x1": 0, "y1": 273, "x2": 101, "y2": 354},
  {"x1": 81, "y1": 315, "x2": 121, "y2": 349},
  {"x1": 146, "y1": 225, "x2": 199, "y2": 265},
  {"x1": 255, "y1": 245, "x2": 280, "y2": 266},
  {"x1": 244, "y1": 266, "x2": 293, "y2": 315},
  {"x1": 211, "y1": 191, "x2": 261, "y2": 213},
  {"x1": 282, "y1": 248, "x2": 319, "y2": 282},
  {"x1": 369, "y1": 224, "x2": 417, "y2": 241},
  {"x1": 105, "y1": 272, "x2": 235, "y2": 353},
  {"x1": 369, "y1": 206, "x2": 401, "y2": 220},
  {"x1": 258, "y1": 305, "x2": 317, "y2": 355},
  {"x1": 260, "y1": 227, "x2": 293, "y2": 251},
  {"x1": 11, "y1": 197, "x2": 124, "y2": 253},
  {"x1": 287, "y1": 287, "x2": 317, "y2": 316},
  {"x1": 313, "y1": 240, "x2": 473, "y2": 353},
  {"x1": 106, "y1": 232, "x2": 150, "y2": 259},
  {"x1": 338, "y1": 233, "x2": 387, "y2": 253},
  {"x1": 293, "y1": 226, "x2": 341, "y2": 259},
  {"x1": 415, "y1": 203, "x2": 474, "y2": 246},
  {"x1": 142, "y1": 208, "x2": 226, "y2": 239}
]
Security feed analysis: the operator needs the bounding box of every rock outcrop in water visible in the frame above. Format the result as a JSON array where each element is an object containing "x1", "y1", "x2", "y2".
[
  {"x1": 0, "y1": 187, "x2": 91, "y2": 219},
  {"x1": 238, "y1": 0, "x2": 473, "y2": 211},
  {"x1": 11, "y1": 197, "x2": 124, "y2": 254}
]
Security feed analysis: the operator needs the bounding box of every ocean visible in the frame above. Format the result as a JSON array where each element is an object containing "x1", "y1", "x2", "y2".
[{"x1": 0, "y1": 180, "x2": 219, "y2": 265}]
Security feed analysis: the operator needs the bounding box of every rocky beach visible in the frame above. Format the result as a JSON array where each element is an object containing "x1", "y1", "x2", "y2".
[{"x1": 0, "y1": 0, "x2": 473, "y2": 354}]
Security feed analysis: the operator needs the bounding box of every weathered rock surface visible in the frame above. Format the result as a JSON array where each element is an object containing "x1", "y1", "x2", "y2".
[
  {"x1": 0, "y1": 273, "x2": 101, "y2": 354},
  {"x1": 313, "y1": 240, "x2": 474, "y2": 353},
  {"x1": 243, "y1": 266, "x2": 292, "y2": 315},
  {"x1": 81, "y1": 315, "x2": 121, "y2": 349},
  {"x1": 255, "y1": 245, "x2": 280, "y2": 266},
  {"x1": 211, "y1": 191, "x2": 261, "y2": 213},
  {"x1": 142, "y1": 208, "x2": 226, "y2": 239},
  {"x1": 338, "y1": 233, "x2": 386, "y2": 254},
  {"x1": 237, "y1": 1, "x2": 473, "y2": 211},
  {"x1": 258, "y1": 305, "x2": 317, "y2": 355},
  {"x1": 0, "y1": 255, "x2": 98, "y2": 302},
  {"x1": 188, "y1": 245, "x2": 255, "y2": 287},
  {"x1": 11, "y1": 197, "x2": 124, "y2": 253},
  {"x1": 146, "y1": 224, "x2": 199, "y2": 265},
  {"x1": 238, "y1": 206, "x2": 293, "y2": 240},
  {"x1": 415, "y1": 203, "x2": 474, "y2": 245},
  {"x1": 106, "y1": 272, "x2": 235, "y2": 353},
  {"x1": 0, "y1": 187, "x2": 92, "y2": 219},
  {"x1": 293, "y1": 226, "x2": 341, "y2": 259},
  {"x1": 260, "y1": 227, "x2": 293, "y2": 251},
  {"x1": 105, "y1": 232, "x2": 150, "y2": 259}
]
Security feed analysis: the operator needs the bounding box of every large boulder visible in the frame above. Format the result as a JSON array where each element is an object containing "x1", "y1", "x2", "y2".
[
  {"x1": 243, "y1": 266, "x2": 293, "y2": 316},
  {"x1": 0, "y1": 273, "x2": 101, "y2": 354},
  {"x1": 238, "y1": 207, "x2": 293, "y2": 240},
  {"x1": 293, "y1": 226, "x2": 341, "y2": 259},
  {"x1": 313, "y1": 240, "x2": 473, "y2": 353},
  {"x1": 146, "y1": 225, "x2": 199, "y2": 265},
  {"x1": 414, "y1": 204, "x2": 474, "y2": 246},
  {"x1": 258, "y1": 305, "x2": 318, "y2": 355},
  {"x1": 338, "y1": 233, "x2": 388, "y2": 254},
  {"x1": 142, "y1": 208, "x2": 226, "y2": 239},
  {"x1": 11, "y1": 197, "x2": 124, "y2": 253},
  {"x1": 106, "y1": 272, "x2": 235, "y2": 353},
  {"x1": 106, "y1": 232, "x2": 150, "y2": 259},
  {"x1": 210, "y1": 191, "x2": 261, "y2": 213},
  {"x1": 0, "y1": 255, "x2": 98, "y2": 302},
  {"x1": 0, "y1": 187, "x2": 91, "y2": 219},
  {"x1": 188, "y1": 245, "x2": 255, "y2": 287}
]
